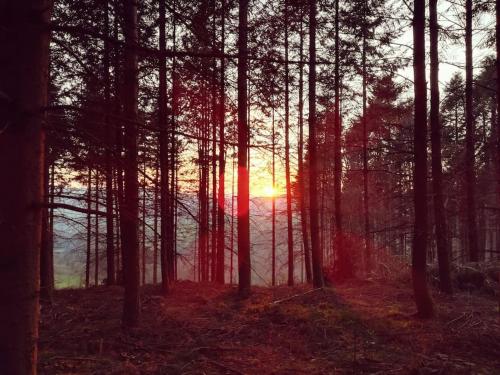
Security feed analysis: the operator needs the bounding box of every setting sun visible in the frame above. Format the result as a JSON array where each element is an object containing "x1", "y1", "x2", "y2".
[{"x1": 262, "y1": 185, "x2": 277, "y2": 197}]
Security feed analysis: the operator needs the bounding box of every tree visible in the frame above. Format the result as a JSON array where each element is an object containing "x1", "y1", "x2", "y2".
[
  {"x1": 412, "y1": 0, "x2": 434, "y2": 318},
  {"x1": 0, "y1": 0, "x2": 53, "y2": 372},
  {"x1": 429, "y1": 0, "x2": 452, "y2": 294},
  {"x1": 497, "y1": 0, "x2": 500, "y2": 311},
  {"x1": 465, "y1": 0, "x2": 479, "y2": 261},
  {"x1": 284, "y1": 0, "x2": 295, "y2": 286},
  {"x1": 158, "y1": 0, "x2": 170, "y2": 294},
  {"x1": 309, "y1": 0, "x2": 324, "y2": 288},
  {"x1": 216, "y1": 0, "x2": 227, "y2": 284},
  {"x1": 238, "y1": 0, "x2": 251, "y2": 294},
  {"x1": 333, "y1": 0, "x2": 353, "y2": 280},
  {"x1": 121, "y1": 0, "x2": 140, "y2": 327}
]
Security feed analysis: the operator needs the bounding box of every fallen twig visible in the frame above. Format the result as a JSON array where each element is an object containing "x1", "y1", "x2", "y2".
[{"x1": 271, "y1": 288, "x2": 323, "y2": 305}]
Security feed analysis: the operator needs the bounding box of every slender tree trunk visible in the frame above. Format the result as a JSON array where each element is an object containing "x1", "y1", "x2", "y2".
[
  {"x1": 170, "y1": 0, "x2": 178, "y2": 282},
  {"x1": 361, "y1": 0, "x2": 370, "y2": 273},
  {"x1": 86, "y1": 167, "x2": 92, "y2": 288},
  {"x1": 238, "y1": 0, "x2": 251, "y2": 294},
  {"x1": 216, "y1": 0, "x2": 227, "y2": 284},
  {"x1": 122, "y1": 0, "x2": 140, "y2": 327},
  {"x1": 412, "y1": 0, "x2": 434, "y2": 318},
  {"x1": 211, "y1": 22, "x2": 218, "y2": 283},
  {"x1": 0, "y1": 2, "x2": 52, "y2": 371},
  {"x1": 429, "y1": 0, "x2": 452, "y2": 294},
  {"x1": 153, "y1": 161, "x2": 159, "y2": 284},
  {"x1": 308, "y1": 0, "x2": 324, "y2": 288},
  {"x1": 496, "y1": 0, "x2": 500, "y2": 307},
  {"x1": 334, "y1": 0, "x2": 351, "y2": 279},
  {"x1": 95, "y1": 171, "x2": 100, "y2": 286},
  {"x1": 298, "y1": 15, "x2": 312, "y2": 283},
  {"x1": 465, "y1": 0, "x2": 478, "y2": 262},
  {"x1": 158, "y1": 0, "x2": 170, "y2": 294},
  {"x1": 41, "y1": 152, "x2": 54, "y2": 301},
  {"x1": 104, "y1": 0, "x2": 115, "y2": 286},
  {"x1": 284, "y1": 0, "x2": 294, "y2": 286},
  {"x1": 230, "y1": 153, "x2": 236, "y2": 284},
  {"x1": 272, "y1": 109, "x2": 277, "y2": 286},
  {"x1": 142, "y1": 162, "x2": 146, "y2": 285}
]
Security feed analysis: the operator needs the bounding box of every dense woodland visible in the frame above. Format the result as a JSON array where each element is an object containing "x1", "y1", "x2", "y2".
[{"x1": 1, "y1": 0, "x2": 500, "y2": 373}]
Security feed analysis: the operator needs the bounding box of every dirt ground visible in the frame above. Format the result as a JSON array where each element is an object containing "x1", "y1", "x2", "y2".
[{"x1": 38, "y1": 278, "x2": 500, "y2": 374}]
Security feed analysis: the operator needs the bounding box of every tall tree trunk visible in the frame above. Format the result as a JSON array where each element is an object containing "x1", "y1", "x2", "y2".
[
  {"x1": 496, "y1": 0, "x2": 500, "y2": 303},
  {"x1": 361, "y1": 0, "x2": 370, "y2": 273},
  {"x1": 272, "y1": 109, "x2": 277, "y2": 286},
  {"x1": 158, "y1": 0, "x2": 170, "y2": 294},
  {"x1": 122, "y1": 0, "x2": 140, "y2": 327},
  {"x1": 0, "y1": 1, "x2": 53, "y2": 371},
  {"x1": 104, "y1": 0, "x2": 115, "y2": 286},
  {"x1": 153, "y1": 161, "x2": 159, "y2": 284},
  {"x1": 216, "y1": 0, "x2": 226, "y2": 284},
  {"x1": 334, "y1": 0, "x2": 351, "y2": 279},
  {"x1": 211, "y1": 19, "x2": 218, "y2": 282},
  {"x1": 298, "y1": 14, "x2": 312, "y2": 283},
  {"x1": 41, "y1": 151, "x2": 54, "y2": 301},
  {"x1": 86, "y1": 167, "x2": 92, "y2": 288},
  {"x1": 95, "y1": 173, "x2": 100, "y2": 285},
  {"x1": 308, "y1": 0, "x2": 324, "y2": 288},
  {"x1": 465, "y1": 0, "x2": 478, "y2": 261},
  {"x1": 230, "y1": 153, "x2": 236, "y2": 284},
  {"x1": 412, "y1": 0, "x2": 434, "y2": 318},
  {"x1": 429, "y1": 0, "x2": 452, "y2": 294},
  {"x1": 170, "y1": 0, "x2": 178, "y2": 282},
  {"x1": 141, "y1": 162, "x2": 146, "y2": 285},
  {"x1": 238, "y1": 0, "x2": 251, "y2": 294},
  {"x1": 284, "y1": 0, "x2": 295, "y2": 286},
  {"x1": 95, "y1": 171, "x2": 100, "y2": 286}
]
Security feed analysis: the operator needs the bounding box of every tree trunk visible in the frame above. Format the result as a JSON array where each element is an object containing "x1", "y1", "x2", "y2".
[
  {"x1": 272, "y1": 109, "x2": 277, "y2": 286},
  {"x1": 158, "y1": 0, "x2": 170, "y2": 294},
  {"x1": 216, "y1": 0, "x2": 227, "y2": 284},
  {"x1": 429, "y1": 0, "x2": 452, "y2": 294},
  {"x1": 153, "y1": 162, "x2": 159, "y2": 284},
  {"x1": 465, "y1": 0, "x2": 478, "y2": 261},
  {"x1": 104, "y1": 0, "x2": 115, "y2": 285},
  {"x1": 0, "y1": 1, "x2": 53, "y2": 372},
  {"x1": 308, "y1": 0, "x2": 324, "y2": 288},
  {"x1": 361, "y1": 0, "x2": 370, "y2": 273},
  {"x1": 334, "y1": 0, "x2": 352, "y2": 280},
  {"x1": 496, "y1": 0, "x2": 500, "y2": 309},
  {"x1": 412, "y1": 0, "x2": 434, "y2": 318},
  {"x1": 122, "y1": 0, "x2": 140, "y2": 327},
  {"x1": 238, "y1": 0, "x2": 251, "y2": 294},
  {"x1": 86, "y1": 167, "x2": 92, "y2": 288},
  {"x1": 41, "y1": 152, "x2": 54, "y2": 301},
  {"x1": 298, "y1": 14, "x2": 312, "y2": 283},
  {"x1": 284, "y1": 0, "x2": 295, "y2": 286},
  {"x1": 95, "y1": 171, "x2": 100, "y2": 286}
]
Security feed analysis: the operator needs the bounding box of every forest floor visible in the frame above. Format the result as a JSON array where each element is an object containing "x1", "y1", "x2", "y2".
[{"x1": 39, "y1": 276, "x2": 500, "y2": 374}]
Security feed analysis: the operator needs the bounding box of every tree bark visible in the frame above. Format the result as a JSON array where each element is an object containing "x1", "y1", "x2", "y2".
[
  {"x1": 361, "y1": 0, "x2": 370, "y2": 273},
  {"x1": 429, "y1": 0, "x2": 452, "y2": 294},
  {"x1": 298, "y1": 14, "x2": 312, "y2": 283},
  {"x1": 238, "y1": 0, "x2": 251, "y2": 294},
  {"x1": 465, "y1": 0, "x2": 478, "y2": 261},
  {"x1": 308, "y1": 0, "x2": 325, "y2": 288},
  {"x1": 216, "y1": 0, "x2": 226, "y2": 284},
  {"x1": 122, "y1": 0, "x2": 140, "y2": 327},
  {"x1": 104, "y1": 0, "x2": 115, "y2": 285},
  {"x1": 284, "y1": 0, "x2": 295, "y2": 286},
  {"x1": 412, "y1": 0, "x2": 434, "y2": 318},
  {"x1": 158, "y1": 0, "x2": 171, "y2": 294},
  {"x1": 0, "y1": 1, "x2": 53, "y2": 372}
]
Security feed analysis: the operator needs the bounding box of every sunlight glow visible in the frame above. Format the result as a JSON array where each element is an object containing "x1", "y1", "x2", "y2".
[{"x1": 262, "y1": 185, "x2": 277, "y2": 198}]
